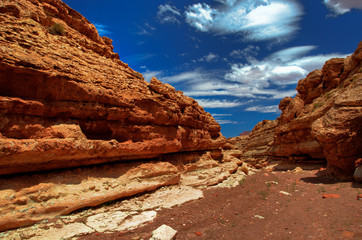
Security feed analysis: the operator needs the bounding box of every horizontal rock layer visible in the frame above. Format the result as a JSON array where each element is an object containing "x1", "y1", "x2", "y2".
[
  {"x1": 0, "y1": 0, "x2": 225, "y2": 175},
  {"x1": 0, "y1": 149, "x2": 243, "y2": 231},
  {"x1": 235, "y1": 41, "x2": 362, "y2": 180}
]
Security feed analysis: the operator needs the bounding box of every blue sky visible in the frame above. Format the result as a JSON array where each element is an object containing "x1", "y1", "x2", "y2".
[{"x1": 62, "y1": 0, "x2": 362, "y2": 138}]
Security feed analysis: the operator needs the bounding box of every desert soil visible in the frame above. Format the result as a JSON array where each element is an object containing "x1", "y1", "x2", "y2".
[{"x1": 79, "y1": 165, "x2": 362, "y2": 240}]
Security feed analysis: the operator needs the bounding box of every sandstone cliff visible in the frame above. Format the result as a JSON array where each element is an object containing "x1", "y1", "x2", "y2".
[
  {"x1": 0, "y1": 0, "x2": 226, "y2": 175},
  {"x1": 0, "y1": 0, "x2": 241, "y2": 231},
  {"x1": 235, "y1": 41, "x2": 362, "y2": 181},
  {"x1": 230, "y1": 120, "x2": 277, "y2": 169}
]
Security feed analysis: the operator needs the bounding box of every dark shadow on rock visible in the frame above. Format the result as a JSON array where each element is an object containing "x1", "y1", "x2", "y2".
[{"x1": 300, "y1": 169, "x2": 338, "y2": 184}]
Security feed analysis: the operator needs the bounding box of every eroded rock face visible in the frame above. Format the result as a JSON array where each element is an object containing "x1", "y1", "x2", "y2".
[
  {"x1": 230, "y1": 120, "x2": 277, "y2": 168},
  {"x1": 0, "y1": 0, "x2": 236, "y2": 232},
  {"x1": 237, "y1": 42, "x2": 361, "y2": 180},
  {"x1": 274, "y1": 42, "x2": 362, "y2": 180},
  {"x1": 0, "y1": 0, "x2": 225, "y2": 175}
]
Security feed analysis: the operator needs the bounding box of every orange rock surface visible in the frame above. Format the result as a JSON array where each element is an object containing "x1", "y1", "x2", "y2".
[
  {"x1": 0, "y1": 0, "x2": 225, "y2": 175},
  {"x1": 0, "y1": 0, "x2": 239, "y2": 231},
  {"x1": 236, "y1": 42, "x2": 362, "y2": 180}
]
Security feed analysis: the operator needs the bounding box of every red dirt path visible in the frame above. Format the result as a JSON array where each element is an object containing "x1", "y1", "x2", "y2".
[{"x1": 79, "y1": 167, "x2": 362, "y2": 240}]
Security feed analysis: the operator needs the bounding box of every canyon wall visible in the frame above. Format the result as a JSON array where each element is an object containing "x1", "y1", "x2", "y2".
[
  {"x1": 0, "y1": 0, "x2": 226, "y2": 175},
  {"x1": 0, "y1": 0, "x2": 243, "y2": 231},
  {"x1": 236, "y1": 41, "x2": 362, "y2": 180}
]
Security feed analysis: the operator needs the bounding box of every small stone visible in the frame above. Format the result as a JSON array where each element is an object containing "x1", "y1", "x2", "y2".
[
  {"x1": 240, "y1": 163, "x2": 249, "y2": 175},
  {"x1": 254, "y1": 215, "x2": 265, "y2": 219},
  {"x1": 254, "y1": 164, "x2": 262, "y2": 169},
  {"x1": 322, "y1": 194, "x2": 340, "y2": 198},
  {"x1": 342, "y1": 230, "x2": 354, "y2": 238},
  {"x1": 279, "y1": 191, "x2": 291, "y2": 196},
  {"x1": 356, "y1": 194, "x2": 362, "y2": 200},
  {"x1": 150, "y1": 224, "x2": 177, "y2": 240},
  {"x1": 292, "y1": 167, "x2": 303, "y2": 173},
  {"x1": 265, "y1": 181, "x2": 278, "y2": 185}
]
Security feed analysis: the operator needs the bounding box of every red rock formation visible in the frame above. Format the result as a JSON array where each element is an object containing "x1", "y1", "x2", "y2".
[
  {"x1": 272, "y1": 42, "x2": 362, "y2": 180},
  {"x1": 0, "y1": 0, "x2": 238, "y2": 231},
  {"x1": 237, "y1": 42, "x2": 361, "y2": 180},
  {"x1": 0, "y1": 0, "x2": 225, "y2": 175},
  {"x1": 231, "y1": 120, "x2": 277, "y2": 168}
]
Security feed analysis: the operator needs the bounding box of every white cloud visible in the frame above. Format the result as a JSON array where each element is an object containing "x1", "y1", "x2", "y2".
[
  {"x1": 142, "y1": 47, "x2": 349, "y2": 113},
  {"x1": 215, "y1": 0, "x2": 237, "y2": 6},
  {"x1": 182, "y1": 46, "x2": 349, "y2": 101},
  {"x1": 157, "y1": 4, "x2": 182, "y2": 24},
  {"x1": 289, "y1": 53, "x2": 350, "y2": 72},
  {"x1": 195, "y1": 99, "x2": 246, "y2": 108},
  {"x1": 159, "y1": 70, "x2": 209, "y2": 83},
  {"x1": 212, "y1": 113, "x2": 238, "y2": 124},
  {"x1": 225, "y1": 46, "x2": 350, "y2": 87},
  {"x1": 94, "y1": 23, "x2": 111, "y2": 36},
  {"x1": 268, "y1": 46, "x2": 316, "y2": 62},
  {"x1": 142, "y1": 70, "x2": 163, "y2": 82},
  {"x1": 197, "y1": 52, "x2": 219, "y2": 62},
  {"x1": 323, "y1": 0, "x2": 362, "y2": 14},
  {"x1": 215, "y1": 119, "x2": 239, "y2": 124},
  {"x1": 185, "y1": 0, "x2": 303, "y2": 41},
  {"x1": 245, "y1": 105, "x2": 281, "y2": 113},
  {"x1": 185, "y1": 3, "x2": 218, "y2": 31}
]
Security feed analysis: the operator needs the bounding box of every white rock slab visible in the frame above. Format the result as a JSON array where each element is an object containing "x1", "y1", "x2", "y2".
[
  {"x1": 30, "y1": 222, "x2": 94, "y2": 240},
  {"x1": 150, "y1": 224, "x2": 177, "y2": 240}
]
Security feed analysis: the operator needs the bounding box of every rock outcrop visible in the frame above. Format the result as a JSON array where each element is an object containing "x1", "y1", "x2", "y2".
[
  {"x1": 0, "y1": 0, "x2": 238, "y2": 231},
  {"x1": 230, "y1": 120, "x2": 277, "y2": 168},
  {"x1": 235, "y1": 41, "x2": 362, "y2": 181},
  {"x1": 0, "y1": 0, "x2": 225, "y2": 175}
]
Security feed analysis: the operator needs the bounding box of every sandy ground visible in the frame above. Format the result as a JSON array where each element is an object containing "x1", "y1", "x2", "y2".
[{"x1": 79, "y1": 165, "x2": 362, "y2": 240}]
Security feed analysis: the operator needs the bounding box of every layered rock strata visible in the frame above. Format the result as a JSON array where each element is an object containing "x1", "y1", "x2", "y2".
[
  {"x1": 230, "y1": 120, "x2": 277, "y2": 168},
  {"x1": 0, "y1": 0, "x2": 225, "y2": 175},
  {"x1": 0, "y1": 151, "x2": 243, "y2": 232},
  {"x1": 235, "y1": 42, "x2": 362, "y2": 180},
  {"x1": 0, "y1": 0, "x2": 237, "y2": 231}
]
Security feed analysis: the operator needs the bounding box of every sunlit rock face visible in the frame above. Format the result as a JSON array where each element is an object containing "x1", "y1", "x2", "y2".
[
  {"x1": 235, "y1": 41, "x2": 362, "y2": 181},
  {"x1": 0, "y1": 0, "x2": 226, "y2": 175},
  {"x1": 0, "y1": 0, "x2": 233, "y2": 232}
]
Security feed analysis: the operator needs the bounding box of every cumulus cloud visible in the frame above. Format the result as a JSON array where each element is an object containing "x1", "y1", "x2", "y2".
[
  {"x1": 147, "y1": 46, "x2": 349, "y2": 100},
  {"x1": 225, "y1": 45, "x2": 349, "y2": 87},
  {"x1": 185, "y1": 3, "x2": 218, "y2": 31},
  {"x1": 323, "y1": 0, "x2": 362, "y2": 14},
  {"x1": 143, "y1": 47, "x2": 349, "y2": 112},
  {"x1": 157, "y1": 4, "x2": 182, "y2": 24},
  {"x1": 245, "y1": 105, "x2": 281, "y2": 113},
  {"x1": 185, "y1": 0, "x2": 303, "y2": 41}
]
